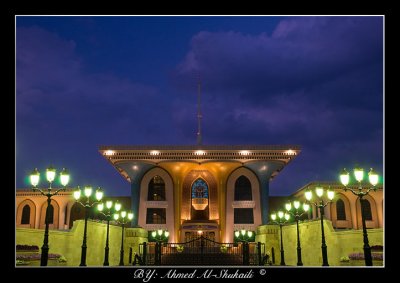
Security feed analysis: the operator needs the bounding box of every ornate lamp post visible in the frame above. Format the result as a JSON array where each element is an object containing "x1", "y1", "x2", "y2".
[
  {"x1": 339, "y1": 167, "x2": 379, "y2": 266},
  {"x1": 114, "y1": 211, "x2": 134, "y2": 266},
  {"x1": 29, "y1": 167, "x2": 70, "y2": 266},
  {"x1": 74, "y1": 186, "x2": 104, "y2": 266},
  {"x1": 234, "y1": 230, "x2": 253, "y2": 242},
  {"x1": 270, "y1": 211, "x2": 290, "y2": 266},
  {"x1": 151, "y1": 229, "x2": 170, "y2": 242},
  {"x1": 97, "y1": 200, "x2": 122, "y2": 266},
  {"x1": 305, "y1": 186, "x2": 335, "y2": 266},
  {"x1": 285, "y1": 201, "x2": 310, "y2": 266}
]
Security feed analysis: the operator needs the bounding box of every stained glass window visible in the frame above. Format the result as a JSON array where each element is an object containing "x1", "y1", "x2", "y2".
[{"x1": 192, "y1": 179, "x2": 209, "y2": 199}]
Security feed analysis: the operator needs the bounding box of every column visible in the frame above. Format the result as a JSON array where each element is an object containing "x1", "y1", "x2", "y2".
[
  {"x1": 58, "y1": 202, "x2": 67, "y2": 230},
  {"x1": 258, "y1": 177, "x2": 270, "y2": 225},
  {"x1": 131, "y1": 180, "x2": 141, "y2": 227}
]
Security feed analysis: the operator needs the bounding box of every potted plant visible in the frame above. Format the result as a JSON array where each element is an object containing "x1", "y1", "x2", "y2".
[
  {"x1": 176, "y1": 245, "x2": 184, "y2": 253},
  {"x1": 220, "y1": 245, "x2": 228, "y2": 253}
]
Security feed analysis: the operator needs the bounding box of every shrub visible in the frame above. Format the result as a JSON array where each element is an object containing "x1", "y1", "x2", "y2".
[
  {"x1": 58, "y1": 256, "x2": 67, "y2": 263},
  {"x1": 16, "y1": 245, "x2": 39, "y2": 251},
  {"x1": 348, "y1": 252, "x2": 384, "y2": 261},
  {"x1": 340, "y1": 256, "x2": 350, "y2": 262},
  {"x1": 371, "y1": 245, "x2": 383, "y2": 251},
  {"x1": 220, "y1": 245, "x2": 228, "y2": 253},
  {"x1": 16, "y1": 253, "x2": 62, "y2": 261},
  {"x1": 176, "y1": 245, "x2": 184, "y2": 253}
]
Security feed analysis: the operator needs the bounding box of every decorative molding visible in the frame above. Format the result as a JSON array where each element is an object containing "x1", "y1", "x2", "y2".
[
  {"x1": 232, "y1": 201, "x2": 255, "y2": 208},
  {"x1": 146, "y1": 201, "x2": 168, "y2": 208},
  {"x1": 144, "y1": 224, "x2": 167, "y2": 231},
  {"x1": 233, "y1": 224, "x2": 255, "y2": 231}
]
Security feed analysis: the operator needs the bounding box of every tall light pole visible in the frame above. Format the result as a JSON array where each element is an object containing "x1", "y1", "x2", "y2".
[
  {"x1": 270, "y1": 211, "x2": 290, "y2": 266},
  {"x1": 74, "y1": 186, "x2": 103, "y2": 266},
  {"x1": 340, "y1": 167, "x2": 379, "y2": 266},
  {"x1": 114, "y1": 211, "x2": 134, "y2": 266},
  {"x1": 29, "y1": 167, "x2": 70, "y2": 266},
  {"x1": 285, "y1": 201, "x2": 310, "y2": 266},
  {"x1": 97, "y1": 200, "x2": 121, "y2": 266},
  {"x1": 305, "y1": 186, "x2": 335, "y2": 266}
]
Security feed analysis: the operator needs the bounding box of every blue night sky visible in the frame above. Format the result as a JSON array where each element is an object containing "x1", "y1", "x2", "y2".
[{"x1": 16, "y1": 16, "x2": 383, "y2": 196}]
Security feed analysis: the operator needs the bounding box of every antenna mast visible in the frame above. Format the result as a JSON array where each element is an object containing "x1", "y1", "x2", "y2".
[{"x1": 196, "y1": 75, "x2": 202, "y2": 145}]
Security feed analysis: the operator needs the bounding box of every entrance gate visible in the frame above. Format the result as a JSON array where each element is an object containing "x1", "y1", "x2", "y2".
[{"x1": 137, "y1": 236, "x2": 265, "y2": 266}]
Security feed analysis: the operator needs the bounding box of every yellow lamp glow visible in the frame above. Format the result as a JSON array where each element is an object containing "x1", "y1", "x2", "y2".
[
  {"x1": 158, "y1": 229, "x2": 163, "y2": 236},
  {"x1": 305, "y1": 190, "x2": 312, "y2": 201},
  {"x1": 293, "y1": 200, "x2": 300, "y2": 209},
  {"x1": 164, "y1": 231, "x2": 169, "y2": 238},
  {"x1": 241, "y1": 229, "x2": 246, "y2": 236},
  {"x1": 128, "y1": 212, "x2": 133, "y2": 220},
  {"x1": 30, "y1": 168, "x2": 40, "y2": 187},
  {"x1": 327, "y1": 189, "x2": 335, "y2": 200},
  {"x1": 60, "y1": 168, "x2": 70, "y2": 187},
  {"x1": 315, "y1": 187, "x2": 324, "y2": 198},
  {"x1": 121, "y1": 211, "x2": 127, "y2": 218},
  {"x1": 84, "y1": 186, "x2": 92, "y2": 197},
  {"x1": 113, "y1": 213, "x2": 119, "y2": 220},
  {"x1": 247, "y1": 231, "x2": 253, "y2": 238},
  {"x1": 73, "y1": 188, "x2": 81, "y2": 200},
  {"x1": 106, "y1": 201, "x2": 113, "y2": 209},
  {"x1": 152, "y1": 231, "x2": 157, "y2": 238},
  {"x1": 278, "y1": 211, "x2": 284, "y2": 219},
  {"x1": 368, "y1": 168, "x2": 379, "y2": 186},
  {"x1": 235, "y1": 231, "x2": 240, "y2": 238},
  {"x1": 271, "y1": 213, "x2": 277, "y2": 221},
  {"x1": 46, "y1": 166, "x2": 56, "y2": 183},
  {"x1": 354, "y1": 168, "x2": 364, "y2": 182},
  {"x1": 284, "y1": 213, "x2": 290, "y2": 221},
  {"x1": 285, "y1": 203, "x2": 291, "y2": 211},
  {"x1": 115, "y1": 201, "x2": 122, "y2": 212},
  {"x1": 98, "y1": 203, "x2": 104, "y2": 211},
  {"x1": 340, "y1": 168, "x2": 350, "y2": 186},
  {"x1": 95, "y1": 188, "x2": 103, "y2": 201},
  {"x1": 303, "y1": 203, "x2": 310, "y2": 212}
]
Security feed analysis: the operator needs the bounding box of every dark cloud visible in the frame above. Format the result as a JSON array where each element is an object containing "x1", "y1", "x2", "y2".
[{"x1": 16, "y1": 17, "x2": 383, "y2": 196}]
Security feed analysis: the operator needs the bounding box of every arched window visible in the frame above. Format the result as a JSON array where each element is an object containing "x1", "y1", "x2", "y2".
[
  {"x1": 148, "y1": 175, "x2": 166, "y2": 201},
  {"x1": 234, "y1": 176, "x2": 252, "y2": 201},
  {"x1": 336, "y1": 199, "x2": 346, "y2": 220},
  {"x1": 361, "y1": 199, "x2": 372, "y2": 221},
  {"x1": 21, "y1": 205, "x2": 30, "y2": 225},
  {"x1": 46, "y1": 205, "x2": 54, "y2": 224}
]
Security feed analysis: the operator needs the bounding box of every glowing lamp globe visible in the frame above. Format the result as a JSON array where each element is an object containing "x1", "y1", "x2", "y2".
[
  {"x1": 46, "y1": 166, "x2": 56, "y2": 183},
  {"x1": 30, "y1": 168, "x2": 40, "y2": 187}
]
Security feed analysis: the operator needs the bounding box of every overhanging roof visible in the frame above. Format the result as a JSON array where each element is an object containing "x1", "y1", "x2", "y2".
[{"x1": 99, "y1": 145, "x2": 301, "y2": 182}]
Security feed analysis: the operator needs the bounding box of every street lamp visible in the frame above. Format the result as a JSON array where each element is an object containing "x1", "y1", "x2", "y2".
[
  {"x1": 151, "y1": 229, "x2": 170, "y2": 242},
  {"x1": 305, "y1": 186, "x2": 335, "y2": 266},
  {"x1": 234, "y1": 230, "x2": 254, "y2": 242},
  {"x1": 29, "y1": 167, "x2": 70, "y2": 266},
  {"x1": 97, "y1": 200, "x2": 122, "y2": 266},
  {"x1": 74, "y1": 186, "x2": 104, "y2": 266},
  {"x1": 270, "y1": 211, "x2": 290, "y2": 266},
  {"x1": 114, "y1": 211, "x2": 134, "y2": 266},
  {"x1": 285, "y1": 201, "x2": 310, "y2": 266},
  {"x1": 339, "y1": 167, "x2": 379, "y2": 266}
]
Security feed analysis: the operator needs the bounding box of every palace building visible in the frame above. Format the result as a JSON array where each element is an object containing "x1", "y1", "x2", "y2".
[{"x1": 98, "y1": 145, "x2": 300, "y2": 243}]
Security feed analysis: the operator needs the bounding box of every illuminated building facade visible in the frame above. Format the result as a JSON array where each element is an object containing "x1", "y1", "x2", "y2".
[{"x1": 99, "y1": 145, "x2": 300, "y2": 242}]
